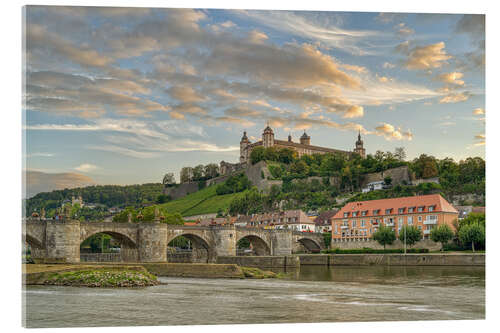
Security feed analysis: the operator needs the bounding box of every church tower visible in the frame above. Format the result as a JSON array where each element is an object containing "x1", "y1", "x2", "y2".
[
  {"x1": 240, "y1": 131, "x2": 250, "y2": 163},
  {"x1": 262, "y1": 124, "x2": 275, "y2": 148},
  {"x1": 353, "y1": 130, "x2": 366, "y2": 158},
  {"x1": 300, "y1": 130, "x2": 311, "y2": 145}
]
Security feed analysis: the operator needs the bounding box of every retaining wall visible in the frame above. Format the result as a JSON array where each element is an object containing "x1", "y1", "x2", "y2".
[
  {"x1": 297, "y1": 253, "x2": 485, "y2": 266},
  {"x1": 330, "y1": 239, "x2": 442, "y2": 251},
  {"x1": 216, "y1": 255, "x2": 300, "y2": 268}
]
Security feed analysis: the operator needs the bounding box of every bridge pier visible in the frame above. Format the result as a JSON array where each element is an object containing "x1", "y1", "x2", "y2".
[
  {"x1": 137, "y1": 224, "x2": 168, "y2": 262},
  {"x1": 212, "y1": 226, "x2": 237, "y2": 258},
  {"x1": 44, "y1": 219, "x2": 81, "y2": 263}
]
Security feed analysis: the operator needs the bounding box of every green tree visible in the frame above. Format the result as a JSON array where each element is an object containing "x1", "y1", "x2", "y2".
[
  {"x1": 156, "y1": 194, "x2": 169, "y2": 204},
  {"x1": 162, "y1": 172, "x2": 175, "y2": 186},
  {"x1": 250, "y1": 146, "x2": 266, "y2": 164},
  {"x1": 394, "y1": 147, "x2": 406, "y2": 161},
  {"x1": 192, "y1": 164, "x2": 205, "y2": 181},
  {"x1": 372, "y1": 226, "x2": 396, "y2": 250},
  {"x1": 180, "y1": 167, "x2": 194, "y2": 183},
  {"x1": 430, "y1": 224, "x2": 454, "y2": 251},
  {"x1": 398, "y1": 225, "x2": 422, "y2": 247},
  {"x1": 204, "y1": 163, "x2": 220, "y2": 179},
  {"x1": 458, "y1": 223, "x2": 485, "y2": 252}
]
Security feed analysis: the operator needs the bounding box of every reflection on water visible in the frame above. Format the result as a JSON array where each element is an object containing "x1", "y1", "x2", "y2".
[{"x1": 24, "y1": 265, "x2": 485, "y2": 328}]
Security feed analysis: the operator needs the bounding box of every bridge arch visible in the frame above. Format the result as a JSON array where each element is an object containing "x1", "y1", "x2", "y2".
[
  {"x1": 80, "y1": 231, "x2": 138, "y2": 262},
  {"x1": 296, "y1": 237, "x2": 323, "y2": 253},
  {"x1": 237, "y1": 234, "x2": 271, "y2": 256},
  {"x1": 167, "y1": 233, "x2": 213, "y2": 263}
]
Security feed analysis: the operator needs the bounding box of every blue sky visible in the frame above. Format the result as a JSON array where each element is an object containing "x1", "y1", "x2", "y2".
[{"x1": 23, "y1": 6, "x2": 485, "y2": 193}]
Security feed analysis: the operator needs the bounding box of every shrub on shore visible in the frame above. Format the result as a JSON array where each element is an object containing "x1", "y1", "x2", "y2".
[{"x1": 43, "y1": 269, "x2": 159, "y2": 288}]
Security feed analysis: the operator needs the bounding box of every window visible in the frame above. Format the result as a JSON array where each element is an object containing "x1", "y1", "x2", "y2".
[
  {"x1": 352, "y1": 220, "x2": 357, "y2": 228},
  {"x1": 398, "y1": 208, "x2": 405, "y2": 214},
  {"x1": 352, "y1": 211, "x2": 358, "y2": 217},
  {"x1": 408, "y1": 216, "x2": 413, "y2": 225},
  {"x1": 343, "y1": 212, "x2": 349, "y2": 218},
  {"x1": 362, "y1": 210, "x2": 367, "y2": 216},
  {"x1": 418, "y1": 206, "x2": 424, "y2": 212},
  {"x1": 429, "y1": 205, "x2": 435, "y2": 212},
  {"x1": 408, "y1": 207, "x2": 415, "y2": 213},
  {"x1": 361, "y1": 220, "x2": 366, "y2": 227},
  {"x1": 373, "y1": 209, "x2": 380, "y2": 215},
  {"x1": 385, "y1": 208, "x2": 393, "y2": 214},
  {"x1": 398, "y1": 217, "x2": 403, "y2": 223},
  {"x1": 418, "y1": 216, "x2": 422, "y2": 222},
  {"x1": 418, "y1": 225, "x2": 422, "y2": 230}
]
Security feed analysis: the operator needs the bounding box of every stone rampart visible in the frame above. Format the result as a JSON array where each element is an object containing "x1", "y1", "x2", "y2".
[
  {"x1": 361, "y1": 166, "x2": 411, "y2": 188},
  {"x1": 328, "y1": 253, "x2": 485, "y2": 266}
]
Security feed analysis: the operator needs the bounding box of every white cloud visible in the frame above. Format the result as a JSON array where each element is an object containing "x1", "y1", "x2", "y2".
[{"x1": 74, "y1": 163, "x2": 98, "y2": 173}]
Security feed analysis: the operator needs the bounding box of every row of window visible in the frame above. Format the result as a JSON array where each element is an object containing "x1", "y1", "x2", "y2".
[
  {"x1": 343, "y1": 205, "x2": 436, "y2": 218},
  {"x1": 335, "y1": 215, "x2": 438, "y2": 230}
]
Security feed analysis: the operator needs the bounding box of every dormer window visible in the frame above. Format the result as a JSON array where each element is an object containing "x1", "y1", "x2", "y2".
[
  {"x1": 361, "y1": 210, "x2": 368, "y2": 216},
  {"x1": 385, "y1": 208, "x2": 393, "y2": 215},
  {"x1": 343, "y1": 212, "x2": 349, "y2": 218},
  {"x1": 398, "y1": 207, "x2": 405, "y2": 214},
  {"x1": 352, "y1": 211, "x2": 358, "y2": 217},
  {"x1": 418, "y1": 206, "x2": 424, "y2": 212},
  {"x1": 428, "y1": 205, "x2": 435, "y2": 212},
  {"x1": 408, "y1": 207, "x2": 415, "y2": 213},
  {"x1": 373, "y1": 209, "x2": 380, "y2": 215}
]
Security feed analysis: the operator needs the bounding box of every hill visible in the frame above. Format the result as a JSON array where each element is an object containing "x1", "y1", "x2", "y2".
[{"x1": 160, "y1": 180, "x2": 247, "y2": 217}]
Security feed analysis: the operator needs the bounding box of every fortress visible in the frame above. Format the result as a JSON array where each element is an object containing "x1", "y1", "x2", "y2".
[{"x1": 239, "y1": 125, "x2": 366, "y2": 163}]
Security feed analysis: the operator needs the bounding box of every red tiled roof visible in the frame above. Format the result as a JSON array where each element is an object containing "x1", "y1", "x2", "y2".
[{"x1": 332, "y1": 194, "x2": 458, "y2": 219}]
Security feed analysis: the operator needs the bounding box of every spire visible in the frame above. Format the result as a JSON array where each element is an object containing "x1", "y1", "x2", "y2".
[
  {"x1": 358, "y1": 129, "x2": 361, "y2": 141},
  {"x1": 288, "y1": 132, "x2": 292, "y2": 142}
]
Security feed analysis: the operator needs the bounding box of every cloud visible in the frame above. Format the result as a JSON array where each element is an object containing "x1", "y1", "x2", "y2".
[
  {"x1": 26, "y1": 23, "x2": 113, "y2": 68},
  {"x1": 74, "y1": 163, "x2": 98, "y2": 173},
  {"x1": 403, "y1": 42, "x2": 452, "y2": 70},
  {"x1": 437, "y1": 72, "x2": 465, "y2": 86},
  {"x1": 374, "y1": 123, "x2": 413, "y2": 141},
  {"x1": 473, "y1": 108, "x2": 485, "y2": 115},
  {"x1": 25, "y1": 118, "x2": 238, "y2": 158},
  {"x1": 26, "y1": 71, "x2": 164, "y2": 118},
  {"x1": 167, "y1": 86, "x2": 207, "y2": 103},
  {"x1": 235, "y1": 10, "x2": 379, "y2": 56},
  {"x1": 473, "y1": 133, "x2": 485, "y2": 146},
  {"x1": 439, "y1": 92, "x2": 471, "y2": 104},
  {"x1": 26, "y1": 152, "x2": 54, "y2": 158},
  {"x1": 383, "y1": 62, "x2": 396, "y2": 69},
  {"x1": 25, "y1": 170, "x2": 95, "y2": 198},
  {"x1": 394, "y1": 22, "x2": 414, "y2": 36}
]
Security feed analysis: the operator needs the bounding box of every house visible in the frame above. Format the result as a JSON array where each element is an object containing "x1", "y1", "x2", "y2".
[
  {"x1": 234, "y1": 210, "x2": 316, "y2": 232},
  {"x1": 361, "y1": 181, "x2": 386, "y2": 193},
  {"x1": 331, "y1": 194, "x2": 459, "y2": 243},
  {"x1": 314, "y1": 209, "x2": 339, "y2": 233}
]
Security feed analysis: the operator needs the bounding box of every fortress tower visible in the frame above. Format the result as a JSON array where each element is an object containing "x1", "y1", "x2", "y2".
[
  {"x1": 240, "y1": 131, "x2": 250, "y2": 163},
  {"x1": 262, "y1": 125, "x2": 275, "y2": 148},
  {"x1": 300, "y1": 131, "x2": 311, "y2": 145},
  {"x1": 354, "y1": 130, "x2": 366, "y2": 158}
]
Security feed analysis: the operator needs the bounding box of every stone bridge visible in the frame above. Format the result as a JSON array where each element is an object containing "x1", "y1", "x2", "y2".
[{"x1": 22, "y1": 218, "x2": 326, "y2": 263}]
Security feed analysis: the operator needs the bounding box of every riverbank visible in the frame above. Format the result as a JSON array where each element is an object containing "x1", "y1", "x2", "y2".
[{"x1": 23, "y1": 263, "x2": 283, "y2": 286}]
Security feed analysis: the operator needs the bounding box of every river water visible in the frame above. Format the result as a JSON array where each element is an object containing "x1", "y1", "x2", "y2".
[{"x1": 23, "y1": 266, "x2": 485, "y2": 328}]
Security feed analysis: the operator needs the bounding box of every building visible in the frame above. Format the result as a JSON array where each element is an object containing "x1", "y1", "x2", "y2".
[
  {"x1": 330, "y1": 194, "x2": 459, "y2": 243},
  {"x1": 234, "y1": 210, "x2": 316, "y2": 232},
  {"x1": 361, "y1": 181, "x2": 386, "y2": 193},
  {"x1": 454, "y1": 205, "x2": 485, "y2": 220},
  {"x1": 314, "y1": 209, "x2": 339, "y2": 233},
  {"x1": 239, "y1": 125, "x2": 366, "y2": 163}
]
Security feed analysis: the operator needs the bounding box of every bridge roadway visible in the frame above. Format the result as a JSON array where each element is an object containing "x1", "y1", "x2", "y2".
[{"x1": 23, "y1": 218, "x2": 325, "y2": 263}]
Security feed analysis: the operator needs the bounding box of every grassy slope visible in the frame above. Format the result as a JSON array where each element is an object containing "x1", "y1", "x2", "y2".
[{"x1": 160, "y1": 185, "x2": 242, "y2": 217}]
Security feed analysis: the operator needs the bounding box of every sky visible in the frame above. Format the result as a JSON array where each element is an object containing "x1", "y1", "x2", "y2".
[{"x1": 23, "y1": 6, "x2": 485, "y2": 195}]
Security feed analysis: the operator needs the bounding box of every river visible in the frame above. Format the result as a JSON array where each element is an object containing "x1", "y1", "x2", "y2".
[{"x1": 23, "y1": 265, "x2": 485, "y2": 328}]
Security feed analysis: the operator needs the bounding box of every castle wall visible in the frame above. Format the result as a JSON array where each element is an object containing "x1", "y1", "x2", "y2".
[{"x1": 361, "y1": 166, "x2": 411, "y2": 188}]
